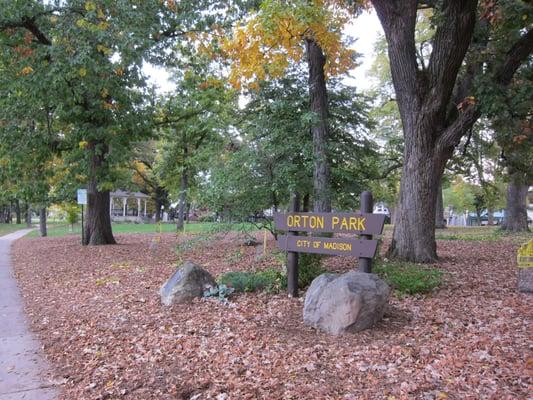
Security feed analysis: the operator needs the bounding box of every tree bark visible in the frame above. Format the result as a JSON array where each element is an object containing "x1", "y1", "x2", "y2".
[
  {"x1": 185, "y1": 202, "x2": 191, "y2": 223},
  {"x1": 39, "y1": 207, "x2": 47, "y2": 237},
  {"x1": 388, "y1": 150, "x2": 444, "y2": 262},
  {"x1": 176, "y1": 168, "x2": 188, "y2": 231},
  {"x1": 0, "y1": 205, "x2": 7, "y2": 223},
  {"x1": 25, "y1": 205, "x2": 32, "y2": 227},
  {"x1": 435, "y1": 182, "x2": 445, "y2": 229},
  {"x1": 501, "y1": 170, "x2": 529, "y2": 232},
  {"x1": 83, "y1": 142, "x2": 116, "y2": 245},
  {"x1": 487, "y1": 208, "x2": 494, "y2": 226},
  {"x1": 372, "y1": 0, "x2": 533, "y2": 261},
  {"x1": 306, "y1": 38, "x2": 331, "y2": 213},
  {"x1": 155, "y1": 199, "x2": 162, "y2": 222},
  {"x1": 302, "y1": 193, "x2": 310, "y2": 213},
  {"x1": 373, "y1": 0, "x2": 477, "y2": 262},
  {"x1": 15, "y1": 200, "x2": 21, "y2": 224}
]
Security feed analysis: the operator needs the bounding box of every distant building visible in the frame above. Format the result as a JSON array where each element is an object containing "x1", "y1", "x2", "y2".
[
  {"x1": 110, "y1": 190, "x2": 150, "y2": 222},
  {"x1": 373, "y1": 202, "x2": 390, "y2": 216}
]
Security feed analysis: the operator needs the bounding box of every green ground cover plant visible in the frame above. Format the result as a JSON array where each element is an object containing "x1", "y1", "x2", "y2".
[{"x1": 373, "y1": 260, "x2": 444, "y2": 295}]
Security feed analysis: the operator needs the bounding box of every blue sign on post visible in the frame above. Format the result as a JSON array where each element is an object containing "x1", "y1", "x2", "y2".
[
  {"x1": 77, "y1": 189, "x2": 87, "y2": 205},
  {"x1": 77, "y1": 189, "x2": 87, "y2": 245}
]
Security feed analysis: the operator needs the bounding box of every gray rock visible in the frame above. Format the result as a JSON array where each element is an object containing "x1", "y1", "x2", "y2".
[
  {"x1": 160, "y1": 261, "x2": 216, "y2": 305},
  {"x1": 303, "y1": 271, "x2": 389, "y2": 335},
  {"x1": 518, "y1": 268, "x2": 533, "y2": 293}
]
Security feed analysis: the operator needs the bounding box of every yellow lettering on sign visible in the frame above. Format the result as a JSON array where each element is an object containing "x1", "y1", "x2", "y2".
[
  {"x1": 323, "y1": 242, "x2": 352, "y2": 251},
  {"x1": 358, "y1": 217, "x2": 366, "y2": 231},
  {"x1": 332, "y1": 216, "x2": 339, "y2": 229},
  {"x1": 340, "y1": 217, "x2": 349, "y2": 230},
  {"x1": 287, "y1": 215, "x2": 293, "y2": 227},
  {"x1": 293, "y1": 215, "x2": 301, "y2": 227}
]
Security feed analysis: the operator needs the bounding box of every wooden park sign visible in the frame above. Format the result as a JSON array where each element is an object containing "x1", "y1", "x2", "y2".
[
  {"x1": 274, "y1": 191, "x2": 386, "y2": 297},
  {"x1": 277, "y1": 234, "x2": 379, "y2": 258}
]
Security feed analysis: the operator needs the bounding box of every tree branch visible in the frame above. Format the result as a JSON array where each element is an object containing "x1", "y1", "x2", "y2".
[
  {"x1": 494, "y1": 27, "x2": 533, "y2": 86},
  {"x1": 370, "y1": 0, "x2": 419, "y2": 128},
  {"x1": 437, "y1": 105, "x2": 480, "y2": 150},
  {"x1": 153, "y1": 110, "x2": 203, "y2": 126},
  {"x1": 376, "y1": 162, "x2": 403, "y2": 180},
  {"x1": 439, "y1": 25, "x2": 533, "y2": 150},
  {"x1": 426, "y1": 0, "x2": 477, "y2": 117}
]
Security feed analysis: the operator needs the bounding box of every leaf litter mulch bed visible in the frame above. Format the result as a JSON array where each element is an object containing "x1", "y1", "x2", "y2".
[{"x1": 11, "y1": 232, "x2": 532, "y2": 400}]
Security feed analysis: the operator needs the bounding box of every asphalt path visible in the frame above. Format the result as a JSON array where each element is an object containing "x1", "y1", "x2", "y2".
[{"x1": 0, "y1": 230, "x2": 59, "y2": 399}]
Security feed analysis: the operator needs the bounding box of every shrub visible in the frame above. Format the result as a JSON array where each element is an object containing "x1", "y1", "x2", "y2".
[
  {"x1": 298, "y1": 253, "x2": 326, "y2": 288},
  {"x1": 373, "y1": 260, "x2": 443, "y2": 295},
  {"x1": 218, "y1": 253, "x2": 326, "y2": 294},
  {"x1": 62, "y1": 203, "x2": 79, "y2": 226},
  {"x1": 203, "y1": 284, "x2": 235, "y2": 303},
  {"x1": 218, "y1": 268, "x2": 286, "y2": 293}
]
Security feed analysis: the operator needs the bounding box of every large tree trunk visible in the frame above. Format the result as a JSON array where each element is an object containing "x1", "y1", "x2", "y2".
[
  {"x1": 388, "y1": 148, "x2": 444, "y2": 262},
  {"x1": 501, "y1": 170, "x2": 529, "y2": 232},
  {"x1": 176, "y1": 169, "x2": 188, "y2": 231},
  {"x1": 306, "y1": 39, "x2": 331, "y2": 213},
  {"x1": 39, "y1": 207, "x2": 47, "y2": 237},
  {"x1": 84, "y1": 142, "x2": 116, "y2": 245},
  {"x1": 435, "y1": 182, "x2": 445, "y2": 229},
  {"x1": 372, "y1": 0, "x2": 533, "y2": 261},
  {"x1": 373, "y1": 0, "x2": 478, "y2": 262},
  {"x1": 15, "y1": 200, "x2": 21, "y2": 224}
]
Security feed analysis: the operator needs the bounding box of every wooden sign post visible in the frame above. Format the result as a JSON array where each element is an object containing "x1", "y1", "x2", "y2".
[
  {"x1": 287, "y1": 193, "x2": 300, "y2": 298},
  {"x1": 358, "y1": 191, "x2": 373, "y2": 273},
  {"x1": 274, "y1": 191, "x2": 385, "y2": 297}
]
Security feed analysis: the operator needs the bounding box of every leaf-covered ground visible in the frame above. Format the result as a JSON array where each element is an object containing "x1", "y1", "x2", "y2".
[{"x1": 11, "y1": 232, "x2": 533, "y2": 399}]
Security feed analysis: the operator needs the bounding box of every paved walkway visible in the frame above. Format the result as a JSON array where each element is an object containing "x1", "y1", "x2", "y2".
[{"x1": 0, "y1": 230, "x2": 58, "y2": 399}]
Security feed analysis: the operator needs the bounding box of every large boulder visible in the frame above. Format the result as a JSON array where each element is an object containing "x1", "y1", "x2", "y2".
[
  {"x1": 303, "y1": 271, "x2": 389, "y2": 335},
  {"x1": 160, "y1": 261, "x2": 216, "y2": 305}
]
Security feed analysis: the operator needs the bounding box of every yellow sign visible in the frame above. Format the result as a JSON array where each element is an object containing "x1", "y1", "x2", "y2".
[
  {"x1": 277, "y1": 235, "x2": 378, "y2": 258},
  {"x1": 286, "y1": 214, "x2": 367, "y2": 231},
  {"x1": 517, "y1": 239, "x2": 533, "y2": 268}
]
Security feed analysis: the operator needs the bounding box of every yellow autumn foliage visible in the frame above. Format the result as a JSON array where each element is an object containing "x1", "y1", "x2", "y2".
[
  {"x1": 20, "y1": 66, "x2": 34, "y2": 75},
  {"x1": 221, "y1": 0, "x2": 360, "y2": 90}
]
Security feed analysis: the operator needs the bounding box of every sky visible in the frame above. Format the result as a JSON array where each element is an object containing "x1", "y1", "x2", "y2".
[{"x1": 143, "y1": 11, "x2": 384, "y2": 94}]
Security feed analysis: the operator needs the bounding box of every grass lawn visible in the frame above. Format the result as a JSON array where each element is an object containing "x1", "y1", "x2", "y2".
[
  {"x1": 26, "y1": 221, "x2": 256, "y2": 238},
  {"x1": 435, "y1": 225, "x2": 532, "y2": 242},
  {"x1": 0, "y1": 223, "x2": 26, "y2": 237}
]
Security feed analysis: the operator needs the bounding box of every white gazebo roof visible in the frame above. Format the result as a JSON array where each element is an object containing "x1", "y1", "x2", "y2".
[{"x1": 110, "y1": 190, "x2": 150, "y2": 199}]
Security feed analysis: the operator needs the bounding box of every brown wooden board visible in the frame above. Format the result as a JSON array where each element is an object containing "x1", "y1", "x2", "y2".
[
  {"x1": 274, "y1": 212, "x2": 386, "y2": 235},
  {"x1": 277, "y1": 235, "x2": 379, "y2": 258}
]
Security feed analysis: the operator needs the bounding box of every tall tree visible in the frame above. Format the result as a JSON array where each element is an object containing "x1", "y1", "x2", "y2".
[
  {"x1": 0, "y1": 0, "x2": 230, "y2": 244},
  {"x1": 221, "y1": 0, "x2": 360, "y2": 212},
  {"x1": 369, "y1": 0, "x2": 533, "y2": 261},
  {"x1": 199, "y1": 70, "x2": 375, "y2": 223}
]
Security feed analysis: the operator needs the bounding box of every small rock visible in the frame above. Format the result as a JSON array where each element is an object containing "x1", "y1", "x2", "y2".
[
  {"x1": 160, "y1": 261, "x2": 216, "y2": 305},
  {"x1": 243, "y1": 238, "x2": 259, "y2": 246},
  {"x1": 303, "y1": 271, "x2": 389, "y2": 335}
]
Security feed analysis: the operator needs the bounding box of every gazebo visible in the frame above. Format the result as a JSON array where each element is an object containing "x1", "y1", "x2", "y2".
[{"x1": 110, "y1": 190, "x2": 150, "y2": 222}]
